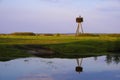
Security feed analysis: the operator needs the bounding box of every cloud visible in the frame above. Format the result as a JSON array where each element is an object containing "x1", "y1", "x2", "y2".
[
  {"x1": 40, "y1": 0, "x2": 59, "y2": 3},
  {"x1": 40, "y1": 0, "x2": 73, "y2": 3},
  {"x1": 96, "y1": 0, "x2": 120, "y2": 12},
  {"x1": 0, "y1": 0, "x2": 2, "y2": 3}
]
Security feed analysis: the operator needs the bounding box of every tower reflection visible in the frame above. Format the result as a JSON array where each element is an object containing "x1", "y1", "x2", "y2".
[{"x1": 75, "y1": 58, "x2": 83, "y2": 73}]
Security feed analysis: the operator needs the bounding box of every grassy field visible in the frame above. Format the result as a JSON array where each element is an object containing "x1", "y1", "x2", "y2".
[{"x1": 0, "y1": 34, "x2": 120, "y2": 60}]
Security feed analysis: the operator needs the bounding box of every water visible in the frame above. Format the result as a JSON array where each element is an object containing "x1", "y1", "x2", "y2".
[{"x1": 0, "y1": 55, "x2": 120, "y2": 80}]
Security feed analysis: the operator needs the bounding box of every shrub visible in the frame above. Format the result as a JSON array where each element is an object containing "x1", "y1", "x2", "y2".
[
  {"x1": 10, "y1": 32, "x2": 36, "y2": 36},
  {"x1": 78, "y1": 33, "x2": 99, "y2": 37},
  {"x1": 56, "y1": 33, "x2": 60, "y2": 37},
  {"x1": 0, "y1": 34, "x2": 7, "y2": 36},
  {"x1": 44, "y1": 34, "x2": 54, "y2": 36}
]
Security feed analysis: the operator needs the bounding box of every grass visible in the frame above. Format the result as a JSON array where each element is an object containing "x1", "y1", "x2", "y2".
[{"x1": 0, "y1": 34, "x2": 120, "y2": 61}]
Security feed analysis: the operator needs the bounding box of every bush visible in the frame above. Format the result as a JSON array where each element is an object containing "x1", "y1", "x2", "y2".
[
  {"x1": 78, "y1": 33, "x2": 99, "y2": 37},
  {"x1": 106, "y1": 34, "x2": 120, "y2": 37},
  {"x1": 56, "y1": 33, "x2": 60, "y2": 37},
  {"x1": 10, "y1": 32, "x2": 36, "y2": 36},
  {"x1": 44, "y1": 34, "x2": 54, "y2": 36},
  {"x1": 0, "y1": 34, "x2": 7, "y2": 36}
]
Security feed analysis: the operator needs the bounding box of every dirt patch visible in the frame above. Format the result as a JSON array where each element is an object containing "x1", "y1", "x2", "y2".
[
  {"x1": 28, "y1": 49, "x2": 55, "y2": 56},
  {"x1": 14, "y1": 45, "x2": 55, "y2": 56}
]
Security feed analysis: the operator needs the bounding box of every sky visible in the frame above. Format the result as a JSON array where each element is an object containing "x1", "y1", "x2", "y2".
[{"x1": 0, "y1": 0, "x2": 120, "y2": 33}]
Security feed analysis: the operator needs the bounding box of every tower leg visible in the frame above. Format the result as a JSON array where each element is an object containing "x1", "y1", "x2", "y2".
[
  {"x1": 76, "y1": 23, "x2": 80, "y2": 36},
  {"x1": 76, "y1": 58, "x2": 83, "y2": 66},
  {"x1": 76, "y1": 23, "x2": 84, "y2": 36},
  {"x1": 80, "y1": 23, "x2": 84, "y2": 33}
]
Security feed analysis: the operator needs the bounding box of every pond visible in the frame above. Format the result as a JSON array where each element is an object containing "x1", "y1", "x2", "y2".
[{"x1": 0, "y1": 55, "x2": 120, "y2": 80}]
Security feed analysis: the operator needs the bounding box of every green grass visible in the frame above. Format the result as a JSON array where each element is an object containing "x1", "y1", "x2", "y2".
[{"x1": 0, "y1": 35, "x2": 120, "y2": 60}]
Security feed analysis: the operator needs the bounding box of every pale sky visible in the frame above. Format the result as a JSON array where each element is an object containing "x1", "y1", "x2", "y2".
[{"x1": 0, "y1": 0, "x2": 120, "y2": 33}]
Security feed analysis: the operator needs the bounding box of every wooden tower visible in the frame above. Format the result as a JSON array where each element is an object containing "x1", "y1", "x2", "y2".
[{"x1": 76, "y1": 16, "x2": 84, "y2": 36}]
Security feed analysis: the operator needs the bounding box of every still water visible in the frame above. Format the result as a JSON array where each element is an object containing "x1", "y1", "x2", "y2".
[{"x1": 0, "y1": 55, "x2": 120, "y2": 80}]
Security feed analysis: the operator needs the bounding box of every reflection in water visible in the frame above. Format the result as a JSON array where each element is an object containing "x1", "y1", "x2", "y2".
[
  {"x1": 105, "y1": 54, "x2": 120, "y2": 64},
  {"x1": 75, "y1": 58, "x2": 83, "y2": 73},
  {"x1": 0, "y1": 55, "x2": 120, "y2": 80}
]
